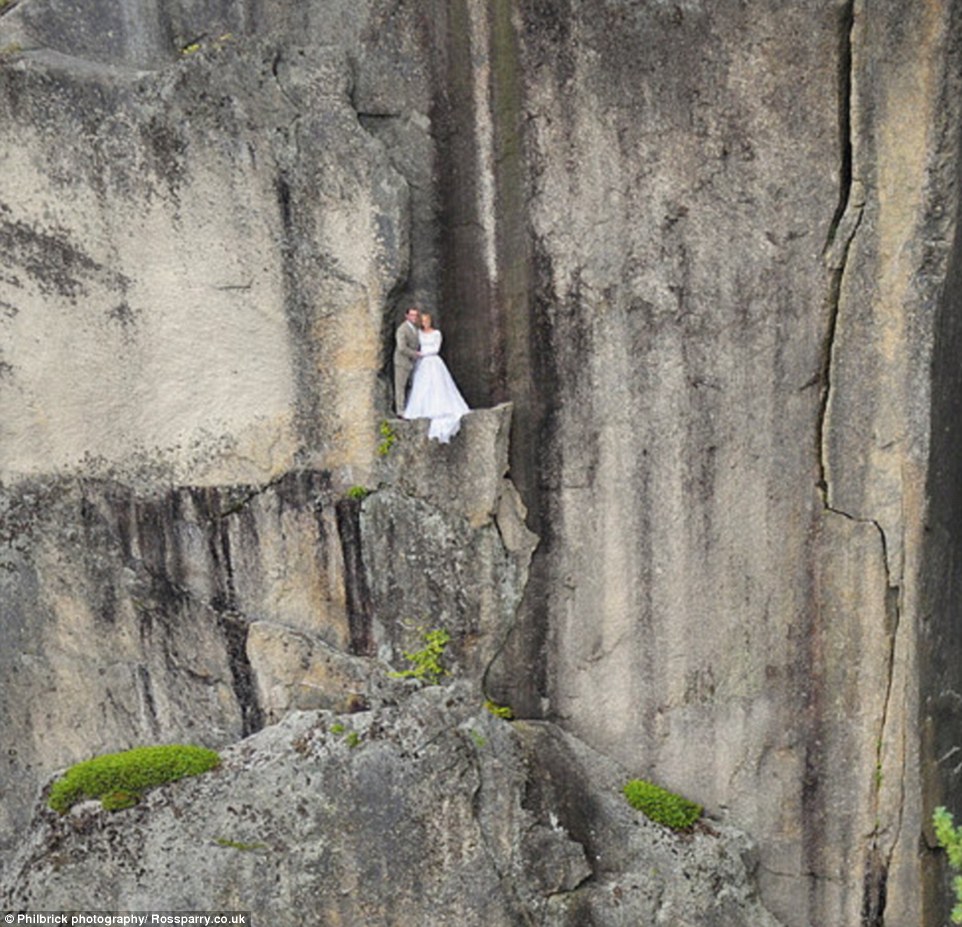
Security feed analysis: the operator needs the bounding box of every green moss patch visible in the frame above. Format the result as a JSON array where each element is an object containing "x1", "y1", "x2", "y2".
[
  {"x1": 623, "y1": 778, "x2": 702, "y2": 831},
  {"x1": 48, "y1": 744, "x2": 221, "y2": 814}
]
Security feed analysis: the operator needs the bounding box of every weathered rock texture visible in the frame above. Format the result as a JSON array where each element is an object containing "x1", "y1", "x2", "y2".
[
  {"x1": 1, "y1": 0, "x2": 961, "y2": 924},
  {"x1": 1, "y1": 684, "x2": 779, "y2": 927},
  {"x1": 0, "y1": 16, "x2": 408, "y2": 485},
  {"x1": 0, "y1": 405, "x2": 533, "y2": 861},
  {"x1": 472, "y1": 4, "x2": 962, "y2": 926}
]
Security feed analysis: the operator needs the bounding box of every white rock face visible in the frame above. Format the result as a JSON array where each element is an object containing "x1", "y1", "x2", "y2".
[
  {"x1": 0, "y1": 38, "x2": 406, "y2": 486},
  {"x1": 468, "y1": 5, "x2": 962, "y2": 925}
]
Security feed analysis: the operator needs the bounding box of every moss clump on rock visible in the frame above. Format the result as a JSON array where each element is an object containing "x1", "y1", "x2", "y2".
[
  {"x1": 48, "y1": 744, "x2": 221, "y2": 814},
  {"x1": 623, "y1": 778, "x2": 702, "y2": 831}
]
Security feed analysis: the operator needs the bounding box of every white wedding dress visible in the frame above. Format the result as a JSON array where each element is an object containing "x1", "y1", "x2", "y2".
[{"x1": 403, "y1": 330, "x2": 469, "y2": 443}]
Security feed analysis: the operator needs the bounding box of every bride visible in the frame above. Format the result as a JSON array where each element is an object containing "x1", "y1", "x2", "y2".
[{"x1": 403, "y1": 312, "x2": 470, "y2": 443}]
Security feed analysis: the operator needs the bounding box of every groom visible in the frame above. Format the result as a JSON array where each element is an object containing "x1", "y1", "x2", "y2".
[{"x1": 393, "y1": 305, "x2": 421, "y2": 415}]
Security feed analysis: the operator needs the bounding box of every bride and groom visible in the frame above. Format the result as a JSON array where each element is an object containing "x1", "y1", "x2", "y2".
[{"x1": 394, "y1": 306, "x2": 469, "y2": 444}]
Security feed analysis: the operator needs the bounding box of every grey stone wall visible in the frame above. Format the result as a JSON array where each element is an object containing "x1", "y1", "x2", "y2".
[{"x1": 460, "y1": 2, "x2": 962, "y2": 924}]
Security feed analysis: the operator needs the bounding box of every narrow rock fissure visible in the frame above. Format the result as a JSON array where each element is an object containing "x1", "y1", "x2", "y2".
[
  {"x1": 214, "y1": 473, "x2": 289, "y2": 518},
  {"x1": 334, "y1": 495, "x2": 376, "y2": 656},
  {"x1": 826, "y1": 0, "x2": 855, "y2": 251},
  {"x1": 817, "y1": 0, "x2": 861, "y2": 507},
  {"x1": 872, "y1": 580, "x2": 906, "y2": 916},
  {"x1": 217, "y1": 610, "x2": 263, "y2": 737},
  {"x1": 205, "y1": 490, "x2": 264, "y2": 737},
  {"x1": 862, "y1": 551, "x2": 900, "y2": 926},
  {"x1": 861, "y1": 848, "x2": 888, "y2": 927},
  {"x1": 136, "y1": 663, "x2": 160, "y2": 735},
  {"x1": 815, "y1": 4, "x2": 898, "y2": 921}
]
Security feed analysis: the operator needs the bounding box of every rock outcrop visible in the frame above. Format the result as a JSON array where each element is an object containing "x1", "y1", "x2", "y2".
[
  {"x1": 0, "y1": 21, "x2": 408, "y2": 486},
  {"x1": 1, "y1": 684, "x2": 779, "y2": 927},
  {"x1": 0, "y1": 404, "x2": 533, "y2": 861}
]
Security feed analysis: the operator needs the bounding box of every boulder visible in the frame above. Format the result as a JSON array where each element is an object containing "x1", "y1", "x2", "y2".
[{"x1": 0, "y1": 683, "x2": 780, "y2": 927}]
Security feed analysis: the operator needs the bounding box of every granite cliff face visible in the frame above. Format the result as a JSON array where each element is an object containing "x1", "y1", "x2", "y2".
[
  {"x1": 1, "y1": 684, "x2": 780, "y2": 927},
  {"x1": 1, "y1": 1, "x2": 961, "y2": 925}
]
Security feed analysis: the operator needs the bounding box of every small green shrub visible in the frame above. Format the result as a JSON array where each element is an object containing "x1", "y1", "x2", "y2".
[
  {"x1": 468, "y1": 729, "x2": 487, "y2": 749},
  {"x1": 48, "y1": 744, "x2": 221, "y2": 814},
  {"x1": 933, "y1": 806, "x2": 962, "y2": 923},
  {"x1": 327, "y1": 722, "x2": 361, "y2": 748},
  {"x1": 377, "y1": 420, "x2": 397, "y2": 457},
  {"x1": 485, "y1": 699, "x2": 514, "y2": 720},
  {"x1": 215, "y1": 837, "x2": 267, "y2": 852},
  {"x1": 623, "y1": 779, "x2": 702, "y2": 831},
  {"x1": 346, "y1": 485, "x2": 371, "y2": 500},
  {"x1": 390, "y1": 628, "x2": 451, "y2": 685}
]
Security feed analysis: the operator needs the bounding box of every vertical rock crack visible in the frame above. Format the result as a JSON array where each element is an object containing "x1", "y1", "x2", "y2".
[{"x1": 815, "y1": 4, "x2": 901, "y2": 921}]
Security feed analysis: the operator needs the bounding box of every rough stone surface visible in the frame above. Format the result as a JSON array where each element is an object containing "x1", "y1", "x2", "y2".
[
  {"x1": 464, "y1": 4, "x2": 962, "y2": 925},
  {"x1": 0, "y1": 30, "x2": 406, "y2": 486},
  {"x1": 0, "y1": 471, "x2": 337, "y2": 862},
  {"x1": 0, "y1": 684, "x2": 779, "y2": 927},
  {"x1": 361, "y1": 404, "x2": 538, "y2": 680},
  {"x1": 0, "y1": 407, "x2": 537, "y2": 878},
  {"x1": 473, "y1": 10, "x2": 843, "y2": 925}
]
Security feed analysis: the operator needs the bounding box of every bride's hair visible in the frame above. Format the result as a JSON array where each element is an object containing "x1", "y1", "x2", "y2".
[{"x1": 420, "y1": 312, "x2": 433, "y2": 329}]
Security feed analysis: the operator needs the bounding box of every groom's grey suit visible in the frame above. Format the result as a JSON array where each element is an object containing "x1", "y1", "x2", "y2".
[{"x1": 393, "y1": 320, "x2": 420, "y2": 415}]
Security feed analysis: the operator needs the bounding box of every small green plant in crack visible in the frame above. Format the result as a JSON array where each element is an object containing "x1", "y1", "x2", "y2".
[
  {"x1": 377, "y1": 420, "x2": 397, "y2": 457},
  {"x1": 933, "y1": 806, "x2": 962, "y2": 923},
  {"x1": 390, "y1": 628, "x2": 451, "y2": 685},
  {"x1": 328, "y1": 722, "x2": 361, "y2": 748},
  {"x1": 484, "y1": 699, "x2": 514, "y2": 720},
  {"x1": 179, "y1": 32, "x2": 232, "y2": 56},
  {"x1": 215, "y1": 837, "x2": 268, "y2": 852},
  {"x1": 623, "y1": 779, "x2": 702, "y2": 831},
  {"x1": 468, "y1": 729, "x2": 487, "y2": 749},
  {"x1": 346, "y1": 485, "x2": 371, "y2": 501}
]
